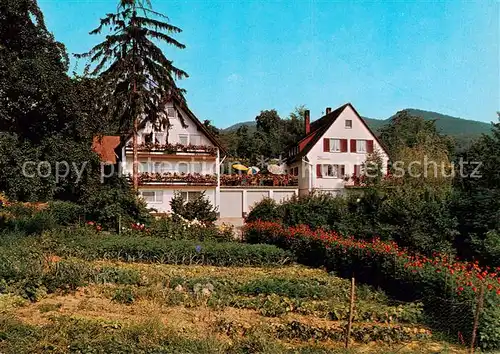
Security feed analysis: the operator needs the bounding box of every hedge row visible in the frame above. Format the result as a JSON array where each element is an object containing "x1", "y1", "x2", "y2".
[
  {"x1": 243, "y1": 221, "x2": 500, "y2": 351},
  {"x1": 50, "y1": 228, "x2": 293, "y2": 267}
]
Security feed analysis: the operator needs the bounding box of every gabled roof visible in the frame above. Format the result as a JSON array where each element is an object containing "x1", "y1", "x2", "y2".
[
  {"x1": 92, "y1": 136, "x2": 121, "y2": 164},
  {"x1": 183, "y1": 104, "x2": 227, "y2": 155},
  {"x1": 287, "y1": 103, "x2": 388, "y2": 162}
]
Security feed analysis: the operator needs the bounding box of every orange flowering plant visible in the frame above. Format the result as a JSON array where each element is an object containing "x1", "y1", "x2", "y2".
[{"x1": 243, "y1": 220, "x2": 500, "y2": 350}]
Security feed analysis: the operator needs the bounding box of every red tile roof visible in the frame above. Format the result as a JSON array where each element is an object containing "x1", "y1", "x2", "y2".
[
  {"x1": 92, "y1": 136, "x2": 120, "y2": 164},
  {"x1": 287, "y1": 103, "x2": 389, "y2": 162}
]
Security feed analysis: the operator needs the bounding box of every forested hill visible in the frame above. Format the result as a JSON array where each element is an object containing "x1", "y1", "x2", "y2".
[{"x1": 224, "y1": 109, "x2": 493, "y2": 139}]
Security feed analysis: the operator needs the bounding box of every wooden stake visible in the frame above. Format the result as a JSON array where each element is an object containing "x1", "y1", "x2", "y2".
[
  {"x1": 345, "y1": 276, "x2": 356, "y2": 349},
  {"x1": 470, "y1": 284, "x2": 485, "y2": 354}
]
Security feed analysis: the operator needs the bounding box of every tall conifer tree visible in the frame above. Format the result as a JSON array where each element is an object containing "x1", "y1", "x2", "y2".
[{"x1": 77, "y1": 0, "x2": 188, "y2": 189}]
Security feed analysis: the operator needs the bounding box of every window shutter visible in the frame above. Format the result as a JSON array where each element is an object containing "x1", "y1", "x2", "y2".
[
  {"x1": 323, "y1": 138, "x2": 330, "y2": 152},
  {"x1": 341, "y1": 139, "x2": 348, "y2": 152},
  {"x1": 316, "y1": 164, "x2": 322, "y2": 178},
  {"x1": 353, "y1": 165, "x2": 360, "y2": 177},
  {"x1": 367, "y1": 140, "x2": 374, "y2": 153},
  {"x1": 350, "y1": 139, "x2": 357, "y2": 153}
]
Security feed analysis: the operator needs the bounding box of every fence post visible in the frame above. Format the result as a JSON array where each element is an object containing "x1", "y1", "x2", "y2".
[
  {"x1": 470, "y1": 284, "x2": 485, "y2": 354},
  {"x1": 345, "y1": 276, "x2": 356, "y2": 349}
]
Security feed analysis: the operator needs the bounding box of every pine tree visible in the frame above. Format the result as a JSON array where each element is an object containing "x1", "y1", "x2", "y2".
[{"x1": 76, "y1": 0, "x2": 188, "y2": 189}]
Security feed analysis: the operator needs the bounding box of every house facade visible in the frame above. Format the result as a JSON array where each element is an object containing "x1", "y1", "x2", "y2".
[
  {"x1": 92, "y1": 102, "x2": 387, "y2": 218},
  {"x1": 287, "y1": 103, "x2": 389, "y2": 196},
  {"x1": 120, "y1": 103, "x2": 225, "y2": 214}
]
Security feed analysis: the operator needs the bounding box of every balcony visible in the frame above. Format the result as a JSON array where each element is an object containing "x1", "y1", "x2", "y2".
[
  {"x1": 221, "y1": 174, "x2": 298, "y2": 187},
  {"x1": 126, "y1": 142, "x2": 217, "y2": 157},
  {"x1": 138, "y1": 172, "x2": 217, "y2": 186}
]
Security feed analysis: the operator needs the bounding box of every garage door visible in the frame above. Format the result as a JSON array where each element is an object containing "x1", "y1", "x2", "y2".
[
  {"x1": 273, "y1": 191, "x2": 295, "y2": 203},
  {"x1": 220, "y1": 191, "x2": 243, "y2": 218},
  {"x1": 247, "y1": 191, "x2": 269, "y2": 212}
]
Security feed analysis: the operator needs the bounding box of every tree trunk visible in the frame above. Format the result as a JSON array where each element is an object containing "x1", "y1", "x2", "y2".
[{"x1": 132, "y1": 117, "x2": 139, "y2": 190}]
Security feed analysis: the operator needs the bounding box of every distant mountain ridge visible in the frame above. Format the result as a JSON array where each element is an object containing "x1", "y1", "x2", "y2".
[{"x1": 223, "y1": 109, "x2": 493, "y2": 140}]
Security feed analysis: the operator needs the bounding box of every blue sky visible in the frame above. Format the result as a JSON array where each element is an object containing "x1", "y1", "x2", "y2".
[{"x1": 39, "y1": 0, "x2": 499, "y2": 128}]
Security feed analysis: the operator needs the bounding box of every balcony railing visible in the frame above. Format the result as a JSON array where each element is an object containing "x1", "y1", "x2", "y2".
[
  {"x1": 221, "y1": 174, "x2": 298, "y2": 187},
  {"x1": 126, "y1": 142, "x2": 217, "y2": 156},
  {"x1": 138, "y1": 172, "x2": 217, "y2": 186}
]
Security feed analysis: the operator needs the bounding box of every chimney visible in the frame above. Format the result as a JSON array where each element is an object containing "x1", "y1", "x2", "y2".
[
  {"x1": 326, "y1": 107, "x2": 332, "y2": 115},
  {"x1": 305, "y1": 110, "x2": 310, "y2": 135}
]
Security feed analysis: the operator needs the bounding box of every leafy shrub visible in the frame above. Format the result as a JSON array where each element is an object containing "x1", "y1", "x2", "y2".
[
  {"x1": 94, "y1": 266, "x2": 142, "y2": 285},
  {"x1": 47, "y1": 201, "x2": 83, "y2": 226},
  {"x1": 246, "y1": 198, "x2": 282, "y2": 223},
  {"x1": 81, "y1": 176, "x2": 152, "y2": 230},
  {"x1": 280, "y1": 193, "x2": 347, "y2": 231},
  {"x1": 170, "y1": 191, "x2": 217, "y2": 224},
  {"x1": 247, "y1": 190, "x2": 457, "y2": 256},
  {"x1": 0, "y1": 203, "x2": 58, "y2": 235},
  {"x1": 244, "y1": 221, "x2": 500, "y2": 350},
  {"x1": 42, "y1": 259, "x2": 94, "y2": 292},
  {"x1": 112, "y1": 286, "x2": 136, "y2": 304}
]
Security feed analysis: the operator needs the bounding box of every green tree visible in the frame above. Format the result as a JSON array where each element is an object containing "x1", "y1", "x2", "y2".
[
  {"x1": 255, "y1": 109, "x2": 282, "y2": 158},
  {"x1": 282, "y1": 105, "x2": 306, "y2": 149},
  {"x1": 453, "y1": 114, "x2": 500, "y2": 264},
  {"x1": 380, "y1": 110, "x2": 454, "y2": 195},
  {"x1": 379, "y1": 110, "x2": 454, "y2": 158},
  {"x1": 0, "y1": 0, "x2": 81, "y2": 142},
  {"x1": 202, "y1": 120, "x2": 219, "y2": 137},
  {"x1": 76, "y1": 0, "x2": 188, "y2": 189},
  {"x1": 0, "y1": 0, "x2": 103, "y2": 202}
]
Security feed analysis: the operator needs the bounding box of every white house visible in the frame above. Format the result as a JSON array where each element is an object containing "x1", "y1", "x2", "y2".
[
  {"x1": 287, "y1": 103, "x2": 389, "y2": 196},
  {"x1": 118, "y1": 102, "x2": 226, "y2": 213},
  {"x1": 93, "y1": 102, "x2": 387, "y2": 219}
]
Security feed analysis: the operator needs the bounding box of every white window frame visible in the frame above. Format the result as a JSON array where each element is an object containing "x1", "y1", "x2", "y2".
[
  {"x1": 140, "y1": 190, "x2": 163, "y2": 204},
  {"x1": 178, "y1": 191, "x2": 203, "y2": 202},
  {"x1": 190, "y1": 134, "x2": 201, "y2": 146},
  {"x1": 330, "y1": 138, "x2": 341, "y2": 152},
  {"x1": 178, "y1": 163, "x2": 189, "y2": 174},
  {"x1": 178, "y1": 134, "x2": 188, "y2": 145},
  {"x1": 192, "y1": 162, "x2": 203, "y2": 174},
  {"x1": 154, "y1": 132, "x2": 165, "y2": 144},
  {"x1": 345, "y1": 120, "x2": 352, "y2": 129},
  {"x1": 167, "y1": 107, "x2": 176, "y2": 119},
  {"x1": 356, "y1": 140, "x2": 367, "y2": 153},
  {"x1": 139, "y1": 162, "x2": 150, "y2": 173},
  {"x1": 322, "y1": 164, "x2": 344, "y2": 179}
]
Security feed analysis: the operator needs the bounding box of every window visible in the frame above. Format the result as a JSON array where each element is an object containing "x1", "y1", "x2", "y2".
[
  {"x1": 322, "y1": 164, "x2": 345, "y2": 178},
  {"x1": 140, "y1": 191, "x2": 163, "y2": 203},
  {"x1": 356, "y1": 140, "x2": 367, "y2": 153},
  {"x1": 326, "y1": 165, "x2": 337, "y2": 178},
  {"x1": 178, "y1": 134, "x2": 188, "y2": 145},
  {"x1": 142, "y1": 133, "x2": 152, "y2": 144},
  {"x1": 167, "y1": 107, "x2": 176, "y2": 118},
  {"x1": 293, "y1": 167, "x2": 299, "y2": 176},
  {"x1": 192, "y1": 162, "x2": 202, "y2": 174},
  {"x1": 177, "y1": 191, "x2": 202, "y2": 201},
  {"x1": 190, "y1": 135, "x2": 201, "y2": 146},
  {"x1": 330, "y1": 139, "x2": 341, "y2": 152},
  {"x1": 139, "y1": 162, "x2": 149, "y2": 173},
  {"x1": 345, "y1": 120, "x2": 352, "y2": 129},
  {"x1": 154, "y1": 133, "x2": 165, "y2": 144},
  {"x1": 178, "y1": 163, "x2": 188, "y2": 174}
]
